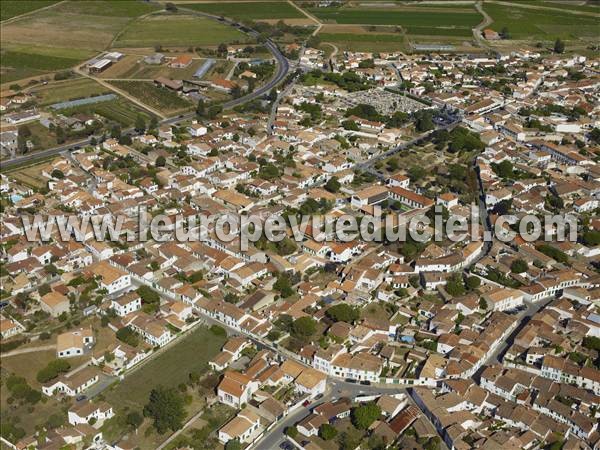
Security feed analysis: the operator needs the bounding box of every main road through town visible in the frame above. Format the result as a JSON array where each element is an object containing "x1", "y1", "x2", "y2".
[{"x1": 1, "y1": 7, "x2": 290, "y2": 170}]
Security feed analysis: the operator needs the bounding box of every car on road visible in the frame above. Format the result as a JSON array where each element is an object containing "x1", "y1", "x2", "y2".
[
  {"x1": 279, "y1": 441, "x2": 293, "y2": 450},
  {"x1": 302, "y1": 399, "x2": 311, "y2": 407},
  {"x1": 360, "y1": 380, "x2": 371, "y2": 385},
  {"x1": 76, "y1": 395, "x2": 87, "y2": 402},
  {"x1": 345, "y1": 378, "x2": 357, "y2": 383}
]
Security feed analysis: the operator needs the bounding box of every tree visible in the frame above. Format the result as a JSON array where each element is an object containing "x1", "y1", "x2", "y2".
[
  {"x1": 196, "y1": 99, "x2": 206, "y2": 118},
  {"x1": 143, "y1": 386, "x2": 186, "y2": 434},
  {"x1": 351, "y1": 403, "x2": 381, "y2": 430},
  {"x1": 155, "y1": 155, "x2": 166, "y2": 167},
  {"x1": 149, "y1": 116, "x2": 159, "y2": 131},
  {"x1": 590, "y1": 127, "x2": 600, "y2": 144},
  {"x1": 274, "y1": 273, "x2": 294, "y2": 298},
  {"x1": 36, "y1": 359, "x2": 71, "y2": 383},
  {"x1": 116, "y1": 326, "x2": 140, "y2": 347},
  {"x1": 342, "y1": 119, "x2": 359, "y2": 131},
  {"x1": 326, "y1": 303, "x2": 359, "y2": 324},
  {"x1": 218, "y1": 43, "x2": 228, "y2": 55},
  {"x1": 291, "y1": 317, "x2": 316, "y2": 340},
  {"x1": 51, "y1": 169, "x2": 64, "y2": 179},
  {"x1": 324, "y1": 176, "x2": 341, "y2": 193},
  {"x1": 285, "y1": 426, "x2": 298, "y2": 438},
  {"x1": 319, "y1": 423, "x2": 337, "y2": 440},
  {"x1": 466, "y1": 276, "x2": 480, "y2": 290},
  {"x1": 500, "y1": 26, "x2": 510, "y2": 39},
  {"x1": 126, "y1": 411, "x2": 143, "y2": 429},
  {"x1": 135, "y1": 115, "x2": 146, "y2": 133},
  {"x1": 479, "y1": 297, "x2": 488, "y2": 310},
  {"x1": 446, "y1": 276, "x2": 466, "y2": 297},
  {"x1": 137, "y1": 285, "x2": 160, "y2": 305},
  {"x1": 55, "y1": 125, "x2": 66, "y2": 144},
  {"x1": 165, "y1": 2, "x2": 177, "y2": 11},
  {"x1": 554, "y1": 38, "x2": 565, "y2": 54},
  {"x1": 510, "y1": 259, "x2": 528, "y2": 274}
]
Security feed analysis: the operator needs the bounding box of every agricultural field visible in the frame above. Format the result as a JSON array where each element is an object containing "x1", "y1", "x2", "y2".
[
  {"x1": 29, "y1": 78, "x2": 112, "y2": 106},
  {"x1": 109, "y1": 80, "x2": 192, "y2": 114},
  {"x1": 483, "y1": 2, "x2": 600, "y2": 40},
  {"x1": 182, "y1": 1, "x2": 305, "y2": 20},
  {"x1": 113, "y1": 14, "x2": 250, "y2": 48},
  {"x1": 318, "y1": 32, "x2": 408, "y2": 53},
  {"x1": 0, "y1": 0, "x2": 60, "y2": 21},
  {"x1": 0, "y1": 49, "x2": 83, "y2": 84},
  {"x1": 60, "y1": 96, "x2": 154, "y2": 127},
  {"x1": 307, "y1": 6, "x2": 481, "y2": 26},
  {"x1": 497, "y1": 0, "x2": 600, "y2": 13},
  {"x1": 111, "y1": 80, "x2": 191, "y2": 114},
  {"x1": 0, "y1": 0, "x2": 159, "y2": 83}
]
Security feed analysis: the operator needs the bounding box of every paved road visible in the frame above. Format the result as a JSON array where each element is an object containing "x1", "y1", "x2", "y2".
[{"x1": 1, "y1": 9, "x2": 290, "y2": 170}]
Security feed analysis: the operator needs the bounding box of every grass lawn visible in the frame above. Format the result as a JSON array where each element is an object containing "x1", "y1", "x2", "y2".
[
  {"x1": 109, "y1": 80, "x2": 192, "y2": 114},
  {"x1": 114, "y1": 14, "x2": 250, "y2": 48},
  {"x1": 3, "y1": 156, "x2": 57, "y2": 188},
  {"x1": 103, "y1": 325, "x2": 226, "y2": 411},
  {"x1": 483, "y1": 3, "x2": 600, "y2": 40},
  {"x1": 0, "y1": 0, "x2": 60, "y2": 21},
  {"x1": 183, "y1": 1, "x2": 304, "y2": 20},
  {"x1": 29, "y1": 78, "x2": 111, "y2": 105}
]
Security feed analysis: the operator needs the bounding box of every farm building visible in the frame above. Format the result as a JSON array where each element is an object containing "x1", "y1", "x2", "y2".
[
  {"x1": 154, "y1": 77, "x2": 183, "y2": 91},
  {"x1": 483, "y1": 29, "x2": 500, "y2": 40},
  {"x1": 88, "y1": 59, "x2": 112, "y2": 73},
  {"x1": 105, "y1": 52, "x2": 124, "y2": 61},
  {"x1": 170, "y1": 55, "x2": 193, "y2": 69},
  {"x1": 194, "y1": 58, "x2": 216, "y2": 79},
  {"x1": 144, "y1": 53, "x2": 165, "y2": 65},
  {"x1": 210, "y1": 78, "x2": 237, "y2": 93}
]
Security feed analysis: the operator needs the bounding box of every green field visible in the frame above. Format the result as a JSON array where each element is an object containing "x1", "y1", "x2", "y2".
[
  {"x1": 0, "y1": 0, "x2": 60, "y2": 21},
  {"x1": 483, "y1": 3, "x2": 600, "y2": 39},
  {"x1": 308, "y1": 7, "x2": 481, "y2": 26},
  {"x1": 498, "y1": 0, "x2": 600, "y2": 13},
  {"x1": 60, "y1": 97, "x2": 154, "y2": 126},
  {"x1": 183, "y1": 1, "x2": 305, "y2": 20},
  {"x1": 1, "y1": 49, "x2": 81, "y2": 72},
  {"x1": 114, "y1": 13, "x2": 249, "y2": 47},
  {"x1": 109, "y1": 80, "x2": 192, "y2": 114},
  {"x1": 0, "y1": 0, "x2": 159, "y2": 84},
  {"x1": 318, "y1": 32, "x2": 408, "y2": 52},
  {"x1": 104, "y1": 325, "x2": 226, "y2": 410},
  {"x1": 30, "y1": 78, "x2": 112, "y2": 105}
]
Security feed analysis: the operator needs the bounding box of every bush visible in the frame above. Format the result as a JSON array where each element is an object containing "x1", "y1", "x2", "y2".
[
  {"x1": 319, "y1": 423, "x2": 338, "y2": 440},
  {"x1": 116, "y1": 326, "x2": 140, "y2": 347},
  {"x1": 36, "y1": 359, "x2": 71, "y2": 383}
]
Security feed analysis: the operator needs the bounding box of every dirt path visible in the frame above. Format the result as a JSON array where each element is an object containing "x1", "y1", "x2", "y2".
[
  {"x1": 0, "y1": 0, "x2": 66, "y2": 25},
  {"x1": 287, "y1": 0, "x2": 323, "y2": 36},
  {"x1": 1, "y1": 344, "x2": 56, "y2": 357},
  {"x1": 322, "y1": 42, "x2": 339, "y2": 61},
  {"x1": 473, "y1": 1, "x2": 493, "y2": 49}
]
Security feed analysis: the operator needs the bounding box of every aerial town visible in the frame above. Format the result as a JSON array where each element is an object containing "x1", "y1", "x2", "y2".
[{"x1": 0, "y1": 1, "x2": 599, "y2": 450}]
